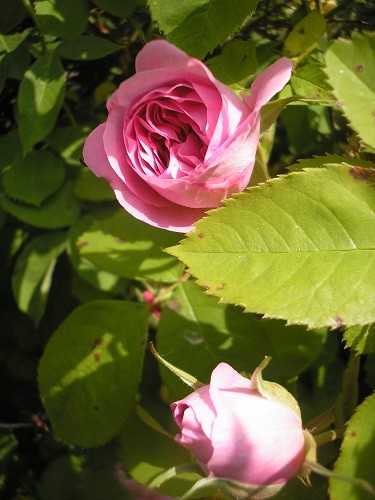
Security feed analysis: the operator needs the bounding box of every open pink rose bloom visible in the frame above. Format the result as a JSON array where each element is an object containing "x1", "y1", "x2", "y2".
[
  {"x1": 171, "y1": 363, "x2": 306, "y2": 486},
  {"x1": 83, "y1": 40, "x2": 293, "y2": 232}
]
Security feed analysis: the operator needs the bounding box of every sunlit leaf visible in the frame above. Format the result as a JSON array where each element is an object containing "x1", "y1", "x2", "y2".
[
  {"x1": 35, "y1": 0, "x2": 89, "y2": 39},
  {"x1": 2, "y1": 150, "x2": 65, "y2": 206},
  {"x1": 325, "y1": 32, "x2": 375, "y2": 148},
  {"x1": 17, "y1": 52, "x2": 66, "y2": 152},
  {"x1": 168, "y1": 165, "x2": 375, "y2": 329},
  {"x1": 77, "y1": 209, "x2": 184, "y2": 283},
  {"x1": 149, "y1": 0, "x2": 259, "y2": 58},
  {"x1": 12, "y1": 232, "x2": 66, "y2": 324},
  {"x1": 330, "y1": 393, "x2": 375, "y2": 499},
  {"x1": 38, "y1": 300, "x2": 148, "y2": 447}
]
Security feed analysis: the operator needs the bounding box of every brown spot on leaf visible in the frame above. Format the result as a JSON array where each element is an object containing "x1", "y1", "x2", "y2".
[
  {"x1": 94, "y1": 353, "x2": 101, "y2": 362},
  {"x1": 355, "y1": 65, "x2": 363, "y2": 73},
  {"x1": 115, "y1": 237, "x2": 127, "y2": 244},
  {"x1": 349, "y1": 166, "x2": 375, "y2": 186},
  {"x1": 197, "y1": 233, "x2": 205, "y2": 239},
  {"x1": 216, "y1": 283, "x2": 226, "y2": 291},
  {"x1": 92, "y1": 338, "x2": 104, "y2": 349},
  {"x1": 298, "y1": 27, "x2": 305, "y2": 35},
  {"x1": 93, "y1": 405, "x2": 99, "y2": 411},
  {"x1": 76, "y1": 241, "x2": 88, "y2": 250},
  {"x1": 349, "y1": 430, "x2": 356, "y2": 438},
  {"x1": 332, "y1": 316, "x2": 344, "y2": 329}
]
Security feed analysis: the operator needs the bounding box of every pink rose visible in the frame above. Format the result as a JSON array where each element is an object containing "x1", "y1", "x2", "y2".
[
  {"x1": 83, "y1": 40, "x2": 293, "y2": 232},
  {"x1": 171, "y1": 363, "x2": 306, "y2": 486}
]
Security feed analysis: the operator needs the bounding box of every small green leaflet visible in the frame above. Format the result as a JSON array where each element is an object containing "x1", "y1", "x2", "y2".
[{"x1": 168, "y1": 164, "x2": 375, "y2": 329}]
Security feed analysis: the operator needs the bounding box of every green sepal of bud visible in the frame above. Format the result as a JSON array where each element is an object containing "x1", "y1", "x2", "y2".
[
  {"x1": 250, "y1": 356, "x2": 301, "y2": 418},
  {"x1": 150, "y1": 342, "x2": 205, "y2": 390}
]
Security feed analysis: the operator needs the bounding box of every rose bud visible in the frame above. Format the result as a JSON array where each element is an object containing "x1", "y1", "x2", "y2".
[
  {"x1": 171, "y1": 362, "x2": 307, "y2": 488},
  {"x1": 83, "y1": 40, "x2": 293, "y2": 232}
]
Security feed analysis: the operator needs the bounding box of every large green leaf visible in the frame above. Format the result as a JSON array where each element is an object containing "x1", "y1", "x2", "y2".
[
  {"x1": 157, "y1": 280, "x2": 326, "y2": 400},
  {"x1": 149, "y1": 0, "x2": 259, "y2": 58},
  {"x1": 77, "y1": 209, "x2": 184, "y2": 283},
  {"x1": 12, "y1": 232, "x2": 66, "y2": 324},
  {"x1": 2, "y1": 150, "x2": 65, "y2": 206},
  {"x1": 38, "y1": 300, "x2": 148, "y2": 447},
  {"x1": 17, "y1": 52, "x2": 66, "y2": 153},
  {"x1": 325, "y1": 32, "x2": 375, "y2": 148},
  {"x1": 0, "y1": 182, "x2": 80, "y2": 229},
  {"x1": 330, "y1": 393, "x2": 375, "y2": 499},
  {"x1": 35, "y1": 0, "x2": 89, "y2": 39},
  {"x1": 168, "y1": 165, "x2": 375, "y2": 329},
  {"x1": 56, "y1": 35, "x2": 123, "y2": 60}
]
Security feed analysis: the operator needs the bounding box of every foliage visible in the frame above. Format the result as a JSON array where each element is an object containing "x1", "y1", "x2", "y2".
[{"x1": 0, "y1": 0, "x2": 374, "y2": 498}]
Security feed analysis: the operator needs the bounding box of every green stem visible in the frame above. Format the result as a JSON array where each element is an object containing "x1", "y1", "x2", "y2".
[
  {"x1": 21, "y1": 0, "x2": 48, "y2": 54},
  {"x1": 152, "y1": 272, "x2": 190, "y2": 305},
  {"x1": 313, "y1": 428, "x2": 344, "y2": 447},
  {"x1": 306, "y1": 460, "x2": 375, "y2": 496},
  {"x1": 63, "y1": 101, "x2": 78, "y2": 127}
]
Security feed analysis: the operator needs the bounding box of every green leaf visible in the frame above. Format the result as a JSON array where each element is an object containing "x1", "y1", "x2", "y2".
[
  {"x1": 68, "y1": 216, "x2": 126, "y2": 294},
  {"x1": 0, "y1": 32, "x2": 27, "y2": 55},
  {"x1": 35, "y1": 0, "x2": 89, "y2": 39},
  {"x1": 120, "y1": 409, "x2": 201, "y2": 496},
  {"x1": 91, "y1": 0, "x2": 138, "y2": 18},
  {"x1": 17, "y1": 52, "x2": 66, "y2": 153},
  {"x1": 324, "y1": 32, "x2": 375, "y2": 148},
  {"x1": 0, "y1": 0, "x2": 26, "y2": 33},
  {"x1": 77, "y1": 209, "x2": 184, "y2": 283},
  {"x1": 56, "y1": 35, "x2": 123, "y2": 60},
  {"x1": 167, "y1": 165, "x2": 375, "y2": 329},
  {"x1": 343, "y1": 324, "x2": 375, "y2": 355},
  {"x1": 157, "y1": 280, "x2": 326, "y2": 400},
  {"x1": 37, "y1": 454, "x2": 83, "y2": 500},
  {"x1": 38, "y1": 300, "x2": 148, "y2": 447},
  {"x1": 288, "y1": 155, "x2": 375, "y2": 172},
  {"x1": 0, "y1": 130, "x2": 22, "y2": 173},
  {"x1": 0, "y1": 182, "x2": 80, "y2": 229},
  {"x1": 205, "y1": 39, "x2": 257, "y2": 86},
  {"x1": 73, "y1": 169, "x2": 115, "y2": 202},
  {"x1": 12, "y1": 232, "x2": 66, "y2": 324},
  {"x1": 149, "y1": 0, "x2": 259, "y2": 59},
  {"x1": 2, "y1": 150, "x2": 65, "y2": 206},
  {"x1": 50, "y1": 125, "x2": 90, "y2": 166},
  {"x1": 284, "y1": 10, "x2": 325, "y2": 58},
  {"x1": 291, "y1": 63, "x2": 333, "y2": 101},
  {"x1": 330, "y1": 393, "x2": 375, "y2": 499}
]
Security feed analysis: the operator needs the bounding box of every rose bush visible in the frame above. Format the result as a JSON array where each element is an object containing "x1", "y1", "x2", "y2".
[
  {"x1": 83, "y1": 40, "x2": 293, "y2": 232},
  {"x1": 171, "y1": 363, "x2": 306, "y2": 487}
]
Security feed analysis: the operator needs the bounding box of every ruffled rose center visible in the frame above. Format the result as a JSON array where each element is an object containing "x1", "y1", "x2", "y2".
[{"x1": 124, "y1": 84, "x2": 212, "y2": 181}]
